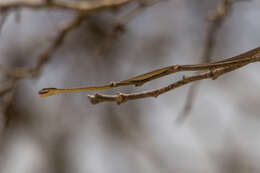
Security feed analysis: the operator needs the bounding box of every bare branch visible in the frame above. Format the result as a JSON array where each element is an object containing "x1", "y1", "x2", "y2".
[
  {"x1": 0, "y1": 0, "x2": 133, "y2": 13},
  {"x1": 38, "y1": 47, "x2": 260, "y2": 102},
  {"x1": 87, "y1": 57, "x2": 258, "y2": 105}
]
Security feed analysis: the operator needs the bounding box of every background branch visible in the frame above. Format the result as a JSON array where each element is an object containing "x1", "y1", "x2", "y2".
[
  {"x1": 0, "y1": 0, "x2": 133, "y2": 12},
  {"x1": 178, "y1": 0, "x2": 242, "y2": 122}
]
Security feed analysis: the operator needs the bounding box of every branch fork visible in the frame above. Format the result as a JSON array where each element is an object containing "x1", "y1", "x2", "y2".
[{"x1": 38, "y1": 47, "x2": 260, "y2": 104}]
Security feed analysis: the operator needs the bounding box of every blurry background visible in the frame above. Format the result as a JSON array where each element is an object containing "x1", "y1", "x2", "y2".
[{"x1": 0, "y1": 0, "x2": 260, "y2": 173}]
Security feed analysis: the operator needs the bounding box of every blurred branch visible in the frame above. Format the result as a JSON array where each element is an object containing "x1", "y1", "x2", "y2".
[
  {"x1": 0, "y1": 0, "x2": 134, "y2": 36},
  {"x1": 0, "y1": 0, "x2": 158, "y2": 130},
  {"x1": 0, "y1": 0, "x2": 133, "y2": 12},
  {"x1": 0, "y1": 8, "x2": 9, "y2": 35},
  {"x1": 178, "y1": 0, "x2": 245, "y2": 122},
  {"x1": 99, "y1": 0, "x2": 162, "y2": 54},
  {"x1": 0, "y1": 0, "x2": 150, "y2": 78},
  {"x1": 0, "y1": 13, "x2": 85, "y2": 78},
  {"x1": 37, "y1": 47, "x2": 260, "y2": 103},
  {"x1": 0, "y1": 79, "x2": 16, "y2": 129},
  {"x1": 204, "y1": 0, "x2": 236, "y2": 63},
  {"x1": 0, "y1": 80, "x2": 16, "y2": 97},
  {"x1": 0, "y1": 0, "x2": 147, "y2": 132},
  {"x1": 0, "y1": 12, "x2": 86, "y2": 129}
]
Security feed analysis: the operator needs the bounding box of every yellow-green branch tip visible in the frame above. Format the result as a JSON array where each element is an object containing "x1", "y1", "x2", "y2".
[{"x1": 38, "y1": 88, "x2": 58, "y2": 98}]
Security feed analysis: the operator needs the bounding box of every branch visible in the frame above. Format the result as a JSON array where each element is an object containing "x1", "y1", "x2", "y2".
[
  {"x1": 88, "y1": 59, "x2": 257, "y2": 104},
  {"x1": 0, "y1": 13, "x2": 85, "y2": 78},
  {"x1": 38, "y1": 47, "x2": 260, "y2": 103},
  {"x1": 0, "y1": 0, "x2": 133, "y2": 13},
  {"x1": 0, "y1": 8, "x2": 9, "y2": 35}
]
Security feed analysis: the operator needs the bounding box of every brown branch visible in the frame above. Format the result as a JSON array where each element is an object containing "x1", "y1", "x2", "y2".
[
  {"x1": 88, "y1": 56, "x2": 259, "y2": 104},
  {"x1": 0, "y1": 0, "x2": 134, "y2": 13},
  {"x1": 120, "y1": 54, "x2": 257, "y2": 87},
  {"x1": 37, "y1": 47, "x2": 260, "y2": 102},
  {"x1": 0, "y1": 0, "x2": 143, "y2": 129},
  {"x1": 38, "y1": 47, "x2": 260, "y2": 98}
]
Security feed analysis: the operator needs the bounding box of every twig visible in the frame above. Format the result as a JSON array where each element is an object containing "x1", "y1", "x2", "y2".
[
  {"x1": 38, "y1": 47, "x2": 260, "y2": 102},
  {"x1": 38, "y1": 49, "x2": 259, "y2": 97}
]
